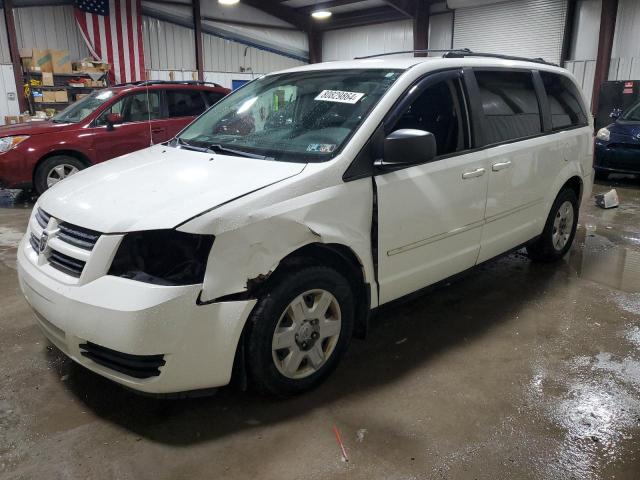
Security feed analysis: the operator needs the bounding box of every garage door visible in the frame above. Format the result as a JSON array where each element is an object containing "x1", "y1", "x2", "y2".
[{"x1": 452, "y1": 0, "x2": 568, "y2": 65}]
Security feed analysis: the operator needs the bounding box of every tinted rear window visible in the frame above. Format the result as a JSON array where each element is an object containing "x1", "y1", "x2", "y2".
[
  {"x1": 204, "y1": 91, "x2": 225, "y2": 106},
  {"x1": 540, "y1": 72, "x2": 587, "y2": 130},
  {"x1": 166, "y1": 90, "x2": 207, "y2": 117},
  {"x1": 475, "y1": 70, "x2": 542, "y2": 144}
]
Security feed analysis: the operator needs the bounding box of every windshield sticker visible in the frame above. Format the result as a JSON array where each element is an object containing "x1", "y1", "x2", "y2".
[
  {"x1": 307, "y1": 143, "x2": 337, "y2": 153},
  {"x1": 315, "y1": 90, "x2": 365, "y2": 104}
]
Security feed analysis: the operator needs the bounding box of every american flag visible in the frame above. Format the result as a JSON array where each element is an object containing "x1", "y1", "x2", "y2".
[{"x1": 74, "y1": 0, "x2": 145, "y2": 84}]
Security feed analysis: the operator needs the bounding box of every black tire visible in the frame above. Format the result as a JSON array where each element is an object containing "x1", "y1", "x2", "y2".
[
  {"x1": 34, "y1": 155, "x2": 86, "y2": 194},
  {"x1": 245, "y1": 265, "x2": 354, "y2": 396},
  {"x1": 526, "y1": 188, "x2": 579, "y2": 262}
]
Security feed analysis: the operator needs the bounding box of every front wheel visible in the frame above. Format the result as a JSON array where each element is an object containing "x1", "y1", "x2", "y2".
[
  {"x1": 245, "y1": 265, "x2": 354, "y2": 396},
  {"x1": 526, "y1": 188, "x2": 579, "y2": 262},
  {"x1": 34, "y1": 155, "x2": 86, "y2": 194}
]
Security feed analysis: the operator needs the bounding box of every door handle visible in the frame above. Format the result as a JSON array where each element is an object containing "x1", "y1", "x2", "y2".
[
  {"x1": 151, "y1": 128, "x2": 165, "y2": 133},
  {"x1": 462, "y1": 167, "x2": 486, "y2": 179},
  {"x1": 492, "y1": 161, "x2": 512, "y2": 171}
]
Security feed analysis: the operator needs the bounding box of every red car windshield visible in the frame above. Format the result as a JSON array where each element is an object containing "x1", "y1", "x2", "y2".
[{"x1": 52, "y1": 90, "x2": 116, "y2": 123}]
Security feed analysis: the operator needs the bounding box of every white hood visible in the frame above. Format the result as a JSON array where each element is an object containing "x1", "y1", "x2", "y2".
[{"x1": 38, "y1": 145, "x2": 306, "y2": 233}]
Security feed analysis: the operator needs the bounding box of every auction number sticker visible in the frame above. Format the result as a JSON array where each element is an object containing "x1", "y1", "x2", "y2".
[
  {"x1": 307, "y1": 143, "x2": 337, "y2": 153},
  {"x1": 315, "y1": 90, "x2": 365, "y2": 104}
]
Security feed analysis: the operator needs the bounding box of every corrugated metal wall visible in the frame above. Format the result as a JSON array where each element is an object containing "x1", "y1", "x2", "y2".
[
  {"x1": 142, "y1": 16, "x2": 304, "y2": 88},
  {"x1": 202, "y1": 32, "x2": 303, "y2": 74},
  {"x1": 0, "y1": 9, "x2": 21, "y2": 123},
  {"x1": 143, "y1": 16, "x2": 196, "y2": 71},
  {"x1": 609, "y1": 0, "x2": 640, "y2": 81},
  {"x1": 428, "y1": 12, "x2": 453, "y2": 54},
  {"x1": 453, "y1": 0, "x2": 568, "y2": 65},
  {"x1": 0, "y1": 64, "x2": 21, "y2": 119},
  {"x1": 0, "y1": 8, "x2": 12, "y2": 64},
  {"x1": 322, "y1": 20, "x2": 413, "y2": 61},
  {"x1": 564, "y1": 59, "x2": 596, "y2": 107},
  {"x1": 13, "y1": 5, "x2": 89, "y2": 59},
  {"x1": 564, "y1": 0, "x2": 601, "y2": 108}
]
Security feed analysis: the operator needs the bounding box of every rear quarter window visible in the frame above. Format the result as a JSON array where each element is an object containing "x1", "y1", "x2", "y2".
[{"x1": 540, "y1": 72, "x2": 587, "y2": 130}]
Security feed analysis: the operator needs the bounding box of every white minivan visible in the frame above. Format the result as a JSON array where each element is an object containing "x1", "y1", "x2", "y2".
[{"x1": 17, "y1": 53, "x2": 593, "y2": 396}]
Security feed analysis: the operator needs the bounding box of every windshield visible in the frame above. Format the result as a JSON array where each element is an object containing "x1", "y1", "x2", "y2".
[
  {"x1": 177, "y1": 69, "x2": 403, "y2": 162},
  {"x1": 52, "y1": 90, "x2": 116, "y2": 123},
  {"x1": 620, "y1": 101, "x2": 640, "y2": 122}
]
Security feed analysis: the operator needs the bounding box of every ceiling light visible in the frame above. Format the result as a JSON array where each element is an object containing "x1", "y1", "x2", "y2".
[
  {"x1": 311, "y1": 10, "x2": 332, "y2": 19},
  {"x1": 218, "y1": 0, "x2": 239, "y2": 5}
]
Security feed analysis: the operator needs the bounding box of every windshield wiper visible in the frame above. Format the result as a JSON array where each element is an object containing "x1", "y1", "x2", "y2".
[
  {"x1": 206, "y1": 144, "x2": 268, "y2": 160},
  {"x1": 174, "y1": 137, "x2": 208, "y2": 152},
  {"x1": 175, "y1": 138, "x2": 269, "y2": 159}
]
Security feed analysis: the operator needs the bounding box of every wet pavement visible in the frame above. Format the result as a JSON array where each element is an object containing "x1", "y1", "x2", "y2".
[{"x1": 1, "y1": 177, "x2": 639, "y2": 479}]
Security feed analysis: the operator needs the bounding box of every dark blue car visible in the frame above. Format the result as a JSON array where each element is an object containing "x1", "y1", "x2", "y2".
[{"x1": 595, "y1": 100, "x2": 640, "y2": 178}]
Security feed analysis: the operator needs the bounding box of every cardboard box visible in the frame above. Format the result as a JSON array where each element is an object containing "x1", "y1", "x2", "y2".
[
  {"x1": 20, "y1": 48, "x2": 52, "y2": 72},
  {"x1": 4, "y1": 115, "x2": 29, "y2": 125},
  {"x1": 42, "y1": 72, "x2": 54, "y2": 86},
  {"x1": 73, "y1": 59, "x2": 110, "y2": 74},
  {"x1": 32, "y1": 90, "x2": 43, "y2": 103},
  {"x1": 54, "y1": 90, "x2": 68, "y2": 103},
  {"x1": 51, "y1": 49, "x2": 72, "y2": 74},
  {"x1": 32, "y1": 49, "x2": 53, "y2": 73},
  {"x1": 42, "y1": 90, "x2": 56, "y2": 103}
]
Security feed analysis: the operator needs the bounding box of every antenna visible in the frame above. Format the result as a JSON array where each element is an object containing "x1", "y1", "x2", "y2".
[{"x1": 146, "y1": 78, "x2": 152, "y2": 147}]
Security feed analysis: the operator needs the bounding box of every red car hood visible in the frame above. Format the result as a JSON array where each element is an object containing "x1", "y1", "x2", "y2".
[{"x1": 0, "y1": 120, "x2": 78, "y2": 136}]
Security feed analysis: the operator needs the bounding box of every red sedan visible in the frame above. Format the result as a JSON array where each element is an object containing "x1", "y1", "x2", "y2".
[{"x1": 0, "y1": 81, "x2": 229, "y2": 193}]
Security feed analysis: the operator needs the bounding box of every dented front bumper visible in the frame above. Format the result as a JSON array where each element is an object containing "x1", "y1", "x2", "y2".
[{"x1": 17, "y1": 235, "x2": 255, "y2": 394}]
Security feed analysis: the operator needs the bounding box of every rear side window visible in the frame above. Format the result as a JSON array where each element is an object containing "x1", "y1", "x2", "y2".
[
  {"x1": 166, "y1": 90, "x2": 207, "y2": 117},
  {"x1": 540, "y1": 72, "x2": 587, "y2": 130},
  {"x1": 475, "y1": 70, "x2": 542, "y2": 144},
  {"x1": 204, "y1": 91, "x2": 225, "y2": 106}
]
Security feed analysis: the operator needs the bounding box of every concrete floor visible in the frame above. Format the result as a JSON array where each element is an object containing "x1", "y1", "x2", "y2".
[{"x1": 1, "y1": 178, "x2": 640, "y2": 480}]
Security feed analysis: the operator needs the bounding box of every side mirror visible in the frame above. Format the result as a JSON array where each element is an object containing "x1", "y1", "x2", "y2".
[
  {"x1": 105, "y1": 112, "x2": 123, "y2": 130},
  {"x1": 378, "y1": 129, "x2": 437, "y2": 169}
]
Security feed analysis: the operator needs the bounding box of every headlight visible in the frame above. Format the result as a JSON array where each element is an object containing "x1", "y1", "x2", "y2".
[
  {"x1": 596, "y1": 127, "x2": 610, "y2": 142},
  {"x1": 0, "y1": 135, "x2": 29, "y2": 153},
  {"x1": 108, "y1": 230, "x2": 214, "y2": 285}
]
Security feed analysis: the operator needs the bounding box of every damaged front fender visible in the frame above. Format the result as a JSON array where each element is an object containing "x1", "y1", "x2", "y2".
[{"x1": 178, "y1": 176, "x2": 377, "y2": 306}]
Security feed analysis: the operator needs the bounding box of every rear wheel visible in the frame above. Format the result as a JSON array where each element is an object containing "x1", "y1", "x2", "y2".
[
  {"x1": 34, "y1": 155, "x2": 86, "y2": 194},
  {"x1": 245, "y1": 265, "x2": 354, "y2": 396},
  {"x1": 526, "y1": 188, "x2": 579, "y2": 262}
]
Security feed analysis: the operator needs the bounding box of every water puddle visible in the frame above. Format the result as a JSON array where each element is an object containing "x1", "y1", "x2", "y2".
[
  {"x1": 568, "y1": 226, "x2": 640, "y2": 293},
  {"x1": 0, "y1": 189, "x2": 35, "y2": 208}
]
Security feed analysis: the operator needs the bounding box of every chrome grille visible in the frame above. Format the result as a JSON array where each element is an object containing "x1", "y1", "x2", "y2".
[
  {"x1": 29, "y1": 233, "x2": 39, "y2": 251},
  {"x1": 30, "y1": 207, "x2": 102, "y2": 279},
  {"x1": 35, "y1": 208, "x2": 50, "y2": 229},
  {"x1": 58, "y1": 222, "x2": 101, "y2": 250},
  {"x1": 49, "y1": 250, "x2": 86, "y2": 278}
]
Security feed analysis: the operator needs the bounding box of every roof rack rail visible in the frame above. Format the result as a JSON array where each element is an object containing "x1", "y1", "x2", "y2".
[
  {"x1": 354, "y1": 48, "x2": 556, "y2": 66},
  {"x1": 354, "y1": 48, "x2": 472, "y2": 59},
  {"x1": 442, "y1": 50, "x2": 557, "y2": 66},
  {"x1": 112, "y1": 80, "x2": 224, "y2": 88}
]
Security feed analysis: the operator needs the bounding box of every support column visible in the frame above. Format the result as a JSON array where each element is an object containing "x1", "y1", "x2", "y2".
[
  {"x1": 4, "y1": 0, "x2": 27, "y2": 112},
  {"x1": 591, "y1": 0, "x2": 618, "y2": 115},
  {"x1": 308, "y1": 29, "x2": 322, "y2": 64},
  {"x1": 193, "y1": 0, "x2": 204, "y2": 81},
  {"x1": 413, "y1": 0, "x2": 429, "y2": 56}
]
